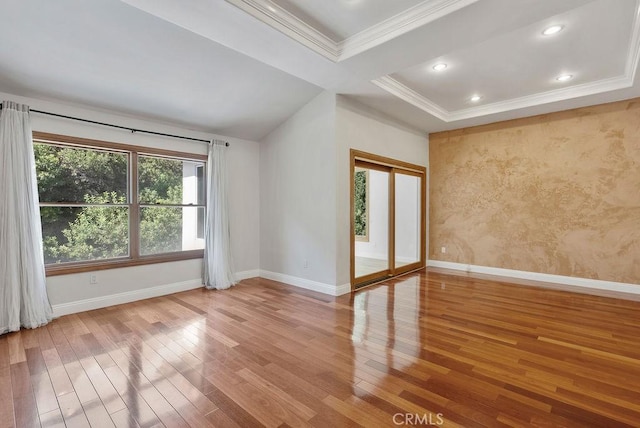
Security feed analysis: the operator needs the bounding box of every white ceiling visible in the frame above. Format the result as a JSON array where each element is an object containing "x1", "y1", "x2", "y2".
[
  {"x1": 1, "y1": 0, "x2": 640, "y2": 140},
  {"x1": 0, "y1": 0, "x2": 321, "y2": 140}
]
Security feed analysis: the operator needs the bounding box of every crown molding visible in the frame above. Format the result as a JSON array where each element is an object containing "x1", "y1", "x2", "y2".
[
  {"x1": 338, "y1": 0, "x2": 479, "y2": 61},
  {"x1": 225, "y1": 0, "x2": 340, "y2": 61},
  {"x1": 448, "y1": 75, "x2": 633, "y2": 121},
  {"x1": 224, "y1": 0, "x2": 478, "y2": 62},
  {"x1": 371, "y1": 76, "x2": 449, "y2": 120},
  {"x1": 373, "y1": 74, "x2": 633, "y2": 122}
]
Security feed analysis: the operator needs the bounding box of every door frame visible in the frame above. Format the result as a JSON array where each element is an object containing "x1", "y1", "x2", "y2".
[{"x1": 350, "y1": 149, "x2": 427, "y2": 290}]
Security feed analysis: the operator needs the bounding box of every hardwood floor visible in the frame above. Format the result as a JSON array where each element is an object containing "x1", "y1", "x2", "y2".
[{"x1": 2, "y1": 269, "x2": 640, "y2": 427}]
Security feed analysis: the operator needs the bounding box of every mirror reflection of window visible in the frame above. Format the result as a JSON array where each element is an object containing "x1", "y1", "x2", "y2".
[
  {"x1": 354, "y1": 168, "x2": 390, "y2": 279},
  {"x1": 354, "y1": 168, "x2": 369, "y2": 242}
]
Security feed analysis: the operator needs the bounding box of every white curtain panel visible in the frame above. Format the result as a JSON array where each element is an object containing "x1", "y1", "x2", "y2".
[
  {"x1": 0, "y1": 101, "x2": 53, "y2": 334},
  {"x1": 203, "y1": 142, "x2": 236, "y2": 290}
]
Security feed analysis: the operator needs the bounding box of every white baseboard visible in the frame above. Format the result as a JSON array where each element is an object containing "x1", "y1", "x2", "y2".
[
  {"x1": 428, "y1": 260, "x2": 640, "y2": 295},
  {"x1": 259, "y1": 270, "x2": 350, "y2": 296},
  {"x1": 235, "y1": 269, "x2": 260, "y2": 281},
  {"x1": 50, "y1": 268, "x2": 349, "y2": 317},
  {"x1": 52, "y1": 279, "x2": 204, "y2": 317},
  {"x1": 335, "y1": 283, "x2": 352, "y2": 296}
]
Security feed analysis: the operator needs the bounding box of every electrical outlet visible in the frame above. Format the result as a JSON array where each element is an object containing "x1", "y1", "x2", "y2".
[
  {"x1": 90, "y1": 274, "x2": 98, "y2": 284},
  {"x1": 441, "y1": 246, "x2": 446, "y2": 254}
]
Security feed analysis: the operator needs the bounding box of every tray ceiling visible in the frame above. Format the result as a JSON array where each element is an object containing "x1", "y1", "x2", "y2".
[{"x1": 221, "y1": 0, "x2": 640, "y2": 129}]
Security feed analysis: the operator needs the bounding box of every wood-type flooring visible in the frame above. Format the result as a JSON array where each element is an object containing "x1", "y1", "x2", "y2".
[{"x1": 1, "y1": 269, "x2": 639, "y2": 427}]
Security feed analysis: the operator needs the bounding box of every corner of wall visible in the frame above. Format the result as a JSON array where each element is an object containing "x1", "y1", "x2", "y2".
[{"x1": 258, "y1": 89, "x2": 340, "y2": 286}]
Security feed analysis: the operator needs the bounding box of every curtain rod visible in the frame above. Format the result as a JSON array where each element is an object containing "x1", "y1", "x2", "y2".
[{"x1": 0, "y1": 105, "x2": 229, "y2": 146}]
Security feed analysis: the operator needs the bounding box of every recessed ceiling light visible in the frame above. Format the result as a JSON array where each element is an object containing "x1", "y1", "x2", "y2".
[
  {"x1": 542, "y1": 25, "x2": 564, "y2": 36},
  {"x1": 432, "y1": 63, "x2": 448, "y2": 71},
  {"x1": 470, "y1": 95, "x2": 481, "y2": 102},
  {"x1": 267, "y1": 5, "x2": 276, "y2": 12},
  {"x1": 556, "y1": 74, "x2": 573, "y2": 82}
]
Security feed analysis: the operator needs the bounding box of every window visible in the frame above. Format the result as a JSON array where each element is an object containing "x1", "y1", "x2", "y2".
[
  {"x1": 33, "y1": 132, "x2": 207, "y2": 275},
  {"x1": 138, "y1": 155, "x2": 206, "y2": 255},
  {"x1": 37, "y1": 144, "x2": 130, "y2": 264}
]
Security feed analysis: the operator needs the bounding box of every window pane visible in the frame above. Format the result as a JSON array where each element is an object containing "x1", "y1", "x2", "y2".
[
  {"x1": 138, "y1": 156, "x2": 205, "y2": 205},
  {"x1": 34, "y1": 143, "x2": 127, "y2": 203},
  {"x1": 41, "y1": 206, "x2": 129, "y2": 264},
  {"x1": 196, "y1": 166, "x2": 205, "y2": 238},
  {"x1": 196, "y1": 166, "x2": 205, "y2": 206},
  {"x1": 140, "y1": 207, "x2": 205, "y2": 255}
]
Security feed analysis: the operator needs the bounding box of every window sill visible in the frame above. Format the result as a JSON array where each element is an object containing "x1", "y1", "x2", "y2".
[{"x1": 45, "y1": 250, "x2": 204, "y2": 276}]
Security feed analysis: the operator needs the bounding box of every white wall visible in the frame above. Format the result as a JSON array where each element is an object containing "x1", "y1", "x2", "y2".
[
  {"x1": 336, "y1": 95, "x2": 428, "y2": 285},
  {"x1": 0, "y1": 91, "x2": 260, "y2": 312},
  {"x1": 227, "y1": 136, "x2": 260, "y2": 275},
  {"x1": 258, "y1": 92, "x2": 427, "y2": 292},
  {"x1": 259, "y1": 91, "x2": 338, "y2": 288},
  {"x1": 2, "y1": 87, "x2": 427, "y2": 308}
]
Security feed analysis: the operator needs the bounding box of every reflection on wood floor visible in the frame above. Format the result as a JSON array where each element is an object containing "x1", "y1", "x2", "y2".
[{"x1": 2, "y1": 269, "x2": 640, "y2": 427}]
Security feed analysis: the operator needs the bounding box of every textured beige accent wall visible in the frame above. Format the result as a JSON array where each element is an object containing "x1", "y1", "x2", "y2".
[{"x1": 429, "y1": 99, "x2": 640, "y2": 284}]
